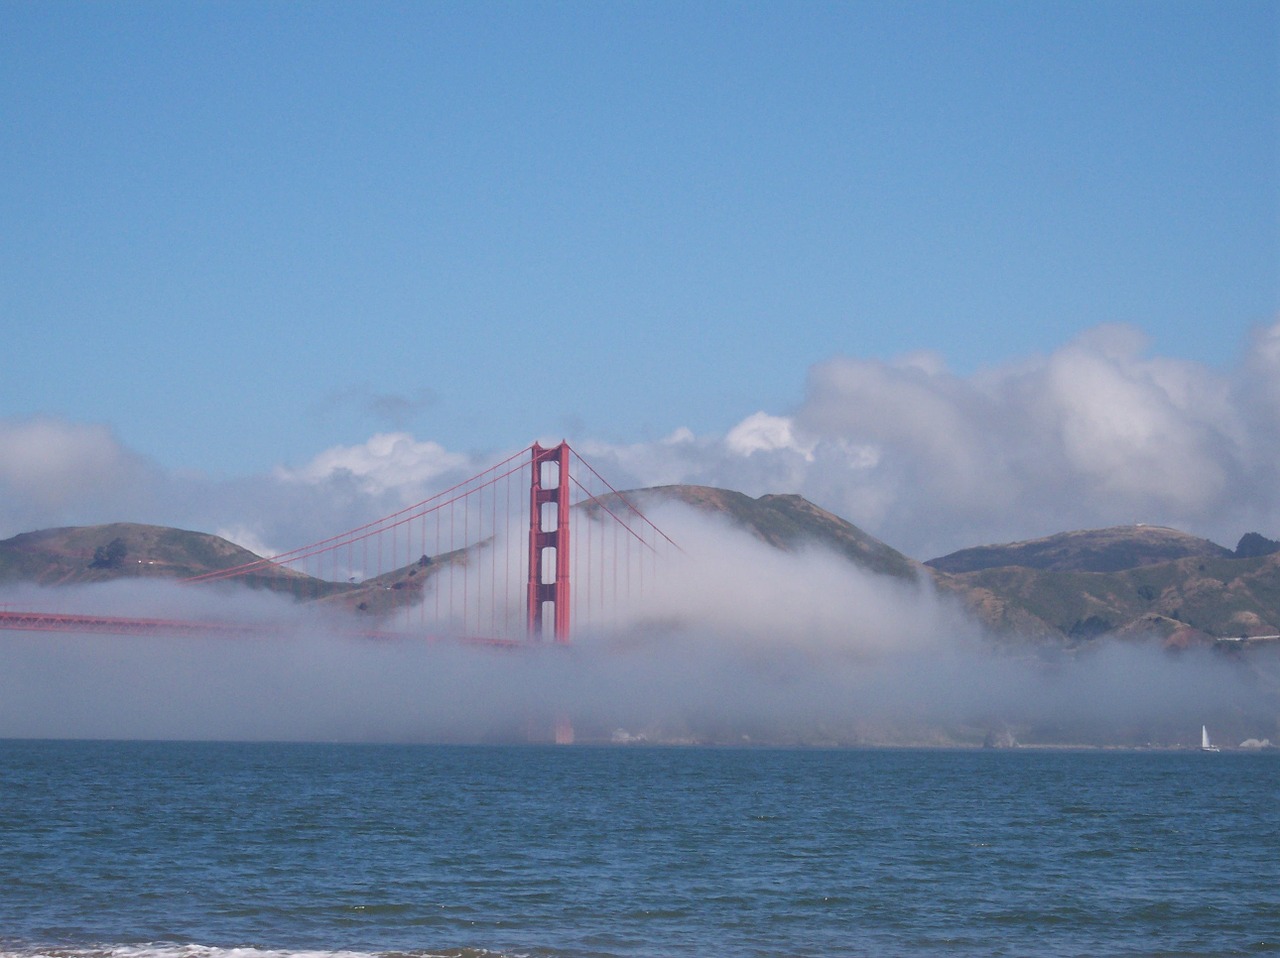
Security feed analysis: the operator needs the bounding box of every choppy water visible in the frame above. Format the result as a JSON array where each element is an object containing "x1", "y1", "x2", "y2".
[{"x1": 1, "y1": 741, "x2": 1277, "y2": 957}]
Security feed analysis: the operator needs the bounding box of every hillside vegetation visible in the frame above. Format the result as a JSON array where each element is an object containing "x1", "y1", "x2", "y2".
[
  {"x1": 607, "y1": 485, "x2": 921, "y2": 582},
  {"x1": 2, "y1": 496, "x2": 1278, "y2": 647},
  {"x1": 926, "y1": 527, "x2": 1280, "y2": 645},
  {"x1": 0, "y1": 523, "x2": 252, "y2": 584},
  {"x1": 0, "y1": 523, "x2": 331, "y2": 595},
  {"x1": 927, "y1": 525, "x2": 1234, "y2": 574}
]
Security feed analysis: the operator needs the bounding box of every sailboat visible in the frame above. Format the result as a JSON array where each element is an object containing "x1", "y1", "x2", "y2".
[{"x1": 1201, "y1": 725, "x2": 1221, "y2": 752}]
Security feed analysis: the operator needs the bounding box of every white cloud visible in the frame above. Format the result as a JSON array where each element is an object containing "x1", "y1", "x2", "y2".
[
  {"x1": 276, "y1": 432, "x2": 470, "y2": 495},
  {"x1": 2, "y1": 321, "x2": 1276, "y2": 567},
  {"x1": 787, "y1": 321, "x2": 1280, "y2": 556},
  {"x1": 577, "y1": 320, "x2": 1280, "y2": 559},
  {"x1": 0, "y1": 417, "x2": 160, "y2": 538},
  {"x1": 0, "y1": 418, "x2": 139, "y2": 506},
  {"x1": 212, "y1": 524, "x2": 282, "y2": 560},
  {"x1": 725, "y1": 411, "x2": 815, "y2": 460},
  {"x1": 1043, "y1": 342, "x2": 1230, "y2": 508}
]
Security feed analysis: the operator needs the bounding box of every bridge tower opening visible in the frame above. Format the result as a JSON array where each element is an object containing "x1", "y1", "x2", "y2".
[{"x1": 526, "y1": 441, "x2": 571, "y2": 642}]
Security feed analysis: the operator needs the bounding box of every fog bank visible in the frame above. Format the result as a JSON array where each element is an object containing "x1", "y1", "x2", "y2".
[{"x1": 1, "y1": 511, "x2": 1273, "y2": 747}]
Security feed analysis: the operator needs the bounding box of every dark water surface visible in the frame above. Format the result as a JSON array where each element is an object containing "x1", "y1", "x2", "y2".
[{"x1": 1, "y1": 741, "x2": 1276, "y2": 957}]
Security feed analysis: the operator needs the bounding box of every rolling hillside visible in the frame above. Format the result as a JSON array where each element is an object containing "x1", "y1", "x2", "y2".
[
  {"x1": 926, "y1": 527, "x2": 1280, "y2": 645},
  {"x1": 2, "y1": 499, "x2": 1278, "y2": 647},
  {"x1": 926, "y1": 525, "x2": 1234, "y2": 574},
  {"x1": 599, "y1": 485, "x2": 921, "y2": 582},
  {"x1": 0, "y1": 523, "x2": 333, "y2": 595}
]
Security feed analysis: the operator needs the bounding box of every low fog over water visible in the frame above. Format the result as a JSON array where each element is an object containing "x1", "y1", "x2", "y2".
[{"x1": 1, "y1": 509, "x2": 1274, "y2": 747}]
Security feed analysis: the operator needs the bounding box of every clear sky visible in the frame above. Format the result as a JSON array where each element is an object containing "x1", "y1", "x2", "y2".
[{"x1": 1, "y1": 1, "x2": 1278, "y2": 559}]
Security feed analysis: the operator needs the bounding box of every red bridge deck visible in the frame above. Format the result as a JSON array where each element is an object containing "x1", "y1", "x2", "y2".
[{"x1": 0, "y1": 609, "x2": 522, "y2": 647}]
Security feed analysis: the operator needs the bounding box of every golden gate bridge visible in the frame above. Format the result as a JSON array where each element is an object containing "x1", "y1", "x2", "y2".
[{"x1": 0, "y1": 441, "x2": 678, "y2": 646}]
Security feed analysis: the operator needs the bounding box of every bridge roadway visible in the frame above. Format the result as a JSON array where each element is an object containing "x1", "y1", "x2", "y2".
[
  {"x1": 5, "y1": 609, "x2": 1275, "y2": 649},
  {"x1": 0, "y1": 609, "x2": 522, "y2": 647}
]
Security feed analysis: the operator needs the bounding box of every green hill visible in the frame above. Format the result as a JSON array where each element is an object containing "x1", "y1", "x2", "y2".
[
  {"x1": 926, "y1": 525, "x2": 1232, "y2": 574},
  {"x1": 3, "y1": 507, "x2": 1277, "y2": 647},
  {"x1": 926, "y1": 527, "x2": 1280, "y2": 645},
  {"x1": 0, "y1": 522, "x2": 336, "y2": 596},
  {"x1": 599, "y1": 485, "x2": 921, "y2": 582}
]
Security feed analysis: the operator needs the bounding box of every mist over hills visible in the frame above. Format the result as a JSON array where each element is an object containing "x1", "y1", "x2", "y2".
[
  {"x1": 0, "y1": 522, "x2": 297, "y2": 588},
  {"x1": 594, "y1": 485, "x2": 921, "y2": 583},
  {"x1": 638, "y1": 490, "x2": 1280, "y2": 647},
  {"x1": 3, "y1": 489, "x2": 1278, "y2": 749},
  {"x1": 2, "y1": 486, "x2": 1277, "y2": 649}
]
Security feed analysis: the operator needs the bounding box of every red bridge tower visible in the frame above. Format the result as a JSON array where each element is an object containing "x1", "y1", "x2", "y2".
[{"x1": 526, "y1": 441, "x2": 571, "y2": 642}]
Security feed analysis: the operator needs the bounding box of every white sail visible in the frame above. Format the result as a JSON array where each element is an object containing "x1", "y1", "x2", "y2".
[{"x1": 1201, "y1": 725, "x2": 1220, "y2": 751}]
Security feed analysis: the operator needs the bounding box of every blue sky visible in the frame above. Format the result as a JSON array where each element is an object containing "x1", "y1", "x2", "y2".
[
  {"x1": 1, "y1": 0, "x2": 1278, "y2": 566},
  {"x1": 4, "y1": 0, "x2": 1275, "y2": 479}
]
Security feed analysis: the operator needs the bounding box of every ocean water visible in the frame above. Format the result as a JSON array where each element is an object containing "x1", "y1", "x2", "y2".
[{"x1": 0, "y1": 741, "x2": 1276, "y2": 958}]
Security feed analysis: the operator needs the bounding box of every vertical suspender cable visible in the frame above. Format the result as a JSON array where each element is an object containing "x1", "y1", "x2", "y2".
[
  {"x1": 465, "y1": 487, "x2": 471, "y2": 634},
  {"x1": 449, "y1": 504, "x2": 455, "y2": 629}
]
